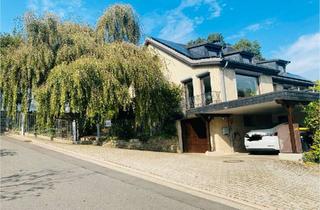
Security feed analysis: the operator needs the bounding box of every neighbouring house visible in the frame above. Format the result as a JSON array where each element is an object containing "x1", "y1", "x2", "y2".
[{"x1": 145, "y1": 37, "x2": 318, "y2": 154}]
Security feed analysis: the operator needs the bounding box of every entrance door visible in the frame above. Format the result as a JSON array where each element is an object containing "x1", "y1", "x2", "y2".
[{"x1": 182, "y1": 118, "x2": 209, "y2": 153}]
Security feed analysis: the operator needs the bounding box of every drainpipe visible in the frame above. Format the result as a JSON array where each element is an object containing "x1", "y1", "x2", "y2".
[{"x1": 221, "y1": 61, "x2": 229, "y2": 102}]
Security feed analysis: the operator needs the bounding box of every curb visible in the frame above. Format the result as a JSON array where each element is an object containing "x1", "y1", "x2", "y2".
[{"x1": 5, "y1": 134, "x2": 272, "y2": 210}]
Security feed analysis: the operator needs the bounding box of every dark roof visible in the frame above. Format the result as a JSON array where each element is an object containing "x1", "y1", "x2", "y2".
[
  {"x1": 257, "y1": 59, "x2": 290, "y2": 65},
  {"x1": 273, "y1": 72, "x2": 314, "y2": 86},
  {"x1": 150, "y1": 37, "x2": 222, "y2": 60},
  {"x1": 222, "y1": 45, "x2": 235, "y2": 53},
  {"x1": 223, "y1": 50, "x2": 254, "y2": 57},
  {"x1": 278, "y1": 72, "x2": 308, "y2": 81},
  {"x1": 149, "y1": 37, "x2": 193, "y2": 58},
  {"x1": 187, "y1": 41, "x2": 222, "y2": 50},
  {"x1": 147, "y1": 37, "x2": 314, "y2": 85}
]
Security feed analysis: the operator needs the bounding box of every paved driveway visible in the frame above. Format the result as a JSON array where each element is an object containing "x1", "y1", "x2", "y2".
[
  {"x1": 3, "y1": 135, "x2": 320, "y2": 209},
  {"x1": 0, "y1": 137, "x2": 235, "y2": 210}
]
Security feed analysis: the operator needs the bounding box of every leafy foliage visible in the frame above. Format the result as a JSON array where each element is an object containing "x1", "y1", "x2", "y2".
[
  {"x1": 1, "y1": 9, "x2": 182, "y2": 139},
  {"x1": 233, "y1": 39, "x2": 263, "y2": 60},
  {"x1": 187, "y1": 33, "x2": 225, "y2": 46},
  {"x1": 303, "y1": 81, "x2": 320, "y2": 163},
  {"x1": 303, "y1": 130, "x2": 320, "y2": 163},
  {"x1": 187, "y1": 37, "x2": 207, "y2": 46},
  {"x1": 0, "y1": 13, "x2": 97, "y2": 119},
  {"x1": 96, "y1": 4, "x2": 140, "y2": 44}
]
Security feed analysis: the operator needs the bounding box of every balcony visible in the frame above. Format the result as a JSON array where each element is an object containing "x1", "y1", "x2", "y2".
[{"x1": 184, "y1": 91, "x2": 221, "y2": 110}]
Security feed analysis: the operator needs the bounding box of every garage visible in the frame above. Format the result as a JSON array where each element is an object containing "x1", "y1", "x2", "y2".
[
  {"x1": 183, "y1": 91, "x2": 318, "y2": 154},
  {"x1": 181, "y1": 118, "x2": 210, "y2": 153}
]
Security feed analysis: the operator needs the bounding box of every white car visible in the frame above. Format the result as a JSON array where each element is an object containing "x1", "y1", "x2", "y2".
[{"x1": 244, "y1": 125, "x2": 281, "y2": 152}]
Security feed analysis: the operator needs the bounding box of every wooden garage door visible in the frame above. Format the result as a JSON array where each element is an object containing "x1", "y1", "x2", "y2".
[{"x1": 182, "y1": 118, "x2": 209, "y2": 153}]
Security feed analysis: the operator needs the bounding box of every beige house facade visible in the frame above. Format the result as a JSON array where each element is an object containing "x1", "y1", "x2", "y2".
[{"x1": 145, "y1": 37, "x2": 317, "y2": 154}]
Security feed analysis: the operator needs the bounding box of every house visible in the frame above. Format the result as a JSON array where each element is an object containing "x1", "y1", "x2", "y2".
[{"x1": 145, "y1": 37, "x2": 318, "y2": 154}]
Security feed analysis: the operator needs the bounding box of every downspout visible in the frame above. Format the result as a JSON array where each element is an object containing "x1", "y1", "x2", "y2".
[{"x1": 221, "y1": 60, "x2": 229, "y2": 102}]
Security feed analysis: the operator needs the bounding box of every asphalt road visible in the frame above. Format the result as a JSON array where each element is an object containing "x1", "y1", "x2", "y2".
[{"x1": 0, "y1": 136, "x2": 236, "y2": 210}]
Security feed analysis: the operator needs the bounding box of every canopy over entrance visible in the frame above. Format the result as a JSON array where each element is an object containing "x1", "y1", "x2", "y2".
[
  {"x1": 187, "y1": 90, "x2": 318, "y2": 116},
  {"x1": 186, "y1": 90, "x2": 318, "y2": 153}
]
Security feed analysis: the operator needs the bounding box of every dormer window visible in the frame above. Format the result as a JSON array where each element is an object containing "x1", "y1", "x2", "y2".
[
  {"x1": 206, "y1": 46, "x2": 219, "y2": 57},
  {"x1": 242, "y1": 56, "x2": 251, "y2": 64},
  {"x1": 187, "y1": 42, "x2": 222, "y2": 59},
  {"x1": 256, "y1": 59, "x2": 290, "y2": 72},
  {"x1": 223, "y1": 50, "x2": 254, "y2": 64}
]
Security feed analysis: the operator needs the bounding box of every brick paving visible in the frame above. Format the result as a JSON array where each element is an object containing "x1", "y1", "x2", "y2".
[{"x1": 10, "y1": 136, "x2": 320, "y2": 210}]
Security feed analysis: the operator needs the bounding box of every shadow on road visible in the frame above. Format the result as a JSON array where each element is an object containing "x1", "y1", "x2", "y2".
[
  {"x1": 0, "y1": 149, "x2": 17, "y2": 157},
  {"x1": 0, "y1": 169, "x2": 93, "y2": 201}
]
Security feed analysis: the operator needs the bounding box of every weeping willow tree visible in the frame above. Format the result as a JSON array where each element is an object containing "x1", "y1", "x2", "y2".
[
  {"x1": 0, "y1": 12, "x2": 97, "y2": 120},
  {"x1": 1, "y1": 13, "x2": 60, "y2": 120},
  {"x1": 36, "y1": 57, "x2": 123, "y2": 131},
  {"x1": 0, "y1": 33, "x2": 23, "y2": 116},
  {"x1": 36, "y1": 42, "x2": 181, "y2": 137},
  {"x1": 1, "y1": 5, "x2": 181, "y2": 139},
  {"x1": 96, "y1": 4, "x2": 140, "y2": 44}
]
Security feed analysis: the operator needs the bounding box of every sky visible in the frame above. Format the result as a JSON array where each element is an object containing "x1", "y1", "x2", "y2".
[{"x1": 1, "y1": 0, "x2": 319, "y2": 80}]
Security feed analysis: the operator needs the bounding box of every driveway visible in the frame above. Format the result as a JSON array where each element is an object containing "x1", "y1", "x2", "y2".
[
  {"x1": 3, "y1": 135, "x2": 320, "y2": 209},
  {"x1": 0, "y1": 137, "x2": 236, "y2": 210}
]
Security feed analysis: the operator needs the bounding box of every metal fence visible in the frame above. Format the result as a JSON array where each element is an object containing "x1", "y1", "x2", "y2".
[
  {"x1": 54, "y1": 118, "x2": 73, "y2": 139},
  {"x1": 1, "y1": 112, "x2": 73, "y2": 140},
  {"x1": 0, "y1": 111, "x2": 8, "y2": 134}
]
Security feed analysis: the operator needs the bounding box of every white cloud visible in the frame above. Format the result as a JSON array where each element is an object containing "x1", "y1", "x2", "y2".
[
  {"x1": 142, "y1": 0, "x2": 222, "y2": 43},
  {"x1": 245, "y1": 23, "x2": 262, "y2": 32},
  {"x1": 226, "y1": 19, "x2": 274, "y2": 40},
  {"x1": 27, "y1": 0, "x2": 87, "y2": 21},
  {"x1": 274, "y1": 33, "x2": 320, "y2": 79},
  {"x1": 159, "y1": 11, "x2": 195, "y2": 43},
  {"x1": 205, "y1": 0, "x2": 222, "y2": 18}
]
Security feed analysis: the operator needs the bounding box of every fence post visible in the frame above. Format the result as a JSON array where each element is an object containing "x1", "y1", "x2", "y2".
[
  {"x1": 72, "y1": 119, "x2": 79, "y2": 144},
  {"x1": 21, "y1": 113, "x2": 25, "y2": 135},
  {"x1": 96, "y1": 124, "x2": 100, "y2": 140}
]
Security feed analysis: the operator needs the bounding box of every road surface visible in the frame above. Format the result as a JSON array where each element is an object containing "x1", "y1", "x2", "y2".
[{"x1": 0, "y1": 136, "x2": 236, "y2": 210}]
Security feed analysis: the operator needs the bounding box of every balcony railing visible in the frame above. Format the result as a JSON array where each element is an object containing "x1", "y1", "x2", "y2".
[{"x1": 183, "y1": 91, "x2": 221, "y2": 110}]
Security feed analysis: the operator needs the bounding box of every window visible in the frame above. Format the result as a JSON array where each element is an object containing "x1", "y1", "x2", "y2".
[
  {"x1": 200, "y1": 75, "x2": 212, "y2": 105},
  {"x1": 242, "y1": 56, "x2": 251, "y2": 64},
  {"x1": 277, "y1": 65, "x2": 284, "y2": 71},
  {"x1": 236, "y1": 74, "x2": 259, "y2": 98},
  {"x1": 184, "y1": 80, "x2": 194, "y2": 109}
]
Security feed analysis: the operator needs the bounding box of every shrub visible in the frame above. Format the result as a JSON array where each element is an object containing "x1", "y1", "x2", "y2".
[
  {"x1": 303, "y1": 130, "x2": 320, "y2": 163},
  {"x1": 303, "y1": 81, "x2": 320, "y2": 163}
]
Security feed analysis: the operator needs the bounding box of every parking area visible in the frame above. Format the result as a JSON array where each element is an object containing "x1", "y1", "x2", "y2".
[{"x1": 6, "y1": 134, "x2": 320, "y2": 210}]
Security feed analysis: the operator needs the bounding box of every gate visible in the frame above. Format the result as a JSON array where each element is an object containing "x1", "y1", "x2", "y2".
[{"x1": 181, "y1": 118, "x2": 209, "y2": 153}]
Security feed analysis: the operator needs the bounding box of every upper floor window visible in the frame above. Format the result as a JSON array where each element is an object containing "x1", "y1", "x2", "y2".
[
  {"x1": 184, "y1": 80, "x2": 194, "y2": 109},
  {"x1": 200, "y1": 75, "x2": 212, "y2": 105},
  {"x1": 236, "y1": 74, "x2": 259, "y2": 98}
]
